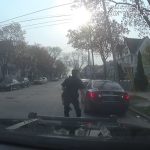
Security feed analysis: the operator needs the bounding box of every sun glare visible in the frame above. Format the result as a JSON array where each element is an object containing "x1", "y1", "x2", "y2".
[{"x1": 71, "y1": 7, "x2": 91, "y2": 28}]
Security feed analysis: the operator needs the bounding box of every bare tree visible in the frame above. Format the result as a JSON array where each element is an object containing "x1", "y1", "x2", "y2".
[
  {"x1": 62, "y1": 50, "x2": 88, "y2": 71},
  {"x1": 0, "y1": 23, "x2": 25, "y2": 42}
]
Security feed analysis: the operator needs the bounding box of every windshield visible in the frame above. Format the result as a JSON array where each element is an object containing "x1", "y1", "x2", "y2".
[
  {"x1": 0, "y1": 0, "x2": 150, "y2": 146},
  {"x1": 93, "y1": 81, "x2": 123, "y2": 91}
]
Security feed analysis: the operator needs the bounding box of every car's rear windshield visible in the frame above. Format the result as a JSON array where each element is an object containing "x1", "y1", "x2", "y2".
[{"x1": 93, "y1": 81, "x2": 123, "y2": 91}]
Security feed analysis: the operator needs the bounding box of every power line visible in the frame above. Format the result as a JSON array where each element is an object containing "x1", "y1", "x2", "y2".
[
  {"x1": 0, "y1": 14, "x2": 72, "y2": 27},
  {"x1": 0, "y1": 2, "x2": 75, "y2": 24},
  {"x1": 22, "y1": 18, "x2": 72, "y2": 27},
  {"x1": 25, "y1": 22, "x2": 71, "y2": 30}
]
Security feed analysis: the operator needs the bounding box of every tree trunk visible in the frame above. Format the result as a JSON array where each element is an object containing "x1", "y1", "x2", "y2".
[
  {"x1": 100, "y1": 54, "x2": 107, "y2": 80},
  {"x1": 101, "y1": 0, "x2": 119, "y2": 81},
  {"x1": 91, "y1": 49, "x2": 95, "y2": 79},
  {"x1": 103, "y1": 60, "x2": 107, "y2": 80}
]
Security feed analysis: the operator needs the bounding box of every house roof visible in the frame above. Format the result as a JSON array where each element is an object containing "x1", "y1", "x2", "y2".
[{"x1": 124, "y1": 37, "x2": 145, "y2": 54}]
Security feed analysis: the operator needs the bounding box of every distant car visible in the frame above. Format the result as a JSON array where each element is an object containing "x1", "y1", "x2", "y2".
[
  {"x1": 41, "y1": 77, "x2": 48, "y2": 83},
  {"x1": 82, "y1": 80, "x2": 129, "y2": 116},
  {"x1": 33, "y1": 78, "x2": 42, "y2": 85},
  {"x1": 19, "y1": 77, "x2": 30, "y2": 88},
  {"x1": 33, "y1": 77, "x2": 48, "y2": 84},
  {"x1": 0, "y1": 79, "x2": 21, "y2": 91},
  {"x1": 51, "y1": 77, "x2": 59, "y2": 81}
]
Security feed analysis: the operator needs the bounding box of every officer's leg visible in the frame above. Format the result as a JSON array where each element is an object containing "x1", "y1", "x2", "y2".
[
  {"x1": 64, "y1": 99, "x2": 70, "y2": 117},
  {"x1": 72, "y1": 99, "x2": 81, "y2": 117}
]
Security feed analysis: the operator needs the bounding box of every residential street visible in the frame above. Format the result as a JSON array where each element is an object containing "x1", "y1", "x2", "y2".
[{"x1": 0, "y1": 80, "x2": 150, "y2": 128}]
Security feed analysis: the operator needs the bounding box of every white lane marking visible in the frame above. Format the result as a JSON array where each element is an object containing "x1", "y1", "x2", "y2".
[{"x1": 6, "y1": 119, "x2": 38, "y2": 130}]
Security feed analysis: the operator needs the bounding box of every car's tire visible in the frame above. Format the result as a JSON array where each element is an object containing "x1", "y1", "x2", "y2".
[
  {"x1": 18, "y1": 85, "x2": 21, "y2": 89},
  {"x1": 9, "y1": 85, "x2": 13, "y2": 91}
]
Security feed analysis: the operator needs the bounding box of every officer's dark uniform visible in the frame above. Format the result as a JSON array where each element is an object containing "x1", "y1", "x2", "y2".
[{"x1": 61, "y1": 76, "x2": 84, "y2": 117}]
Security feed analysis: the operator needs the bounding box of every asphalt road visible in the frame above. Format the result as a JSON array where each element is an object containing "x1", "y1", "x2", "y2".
[{"x1": 0, "y1": 80, "x2": 150, "y2": 128}]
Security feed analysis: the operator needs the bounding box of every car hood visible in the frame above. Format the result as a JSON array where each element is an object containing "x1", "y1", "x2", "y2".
[
  {"x1": 0, "y1": 114, "x2": 150, "y2": 136},
  {"x1": 0, "y1": 114, "x2": 150, "y2": 149}
]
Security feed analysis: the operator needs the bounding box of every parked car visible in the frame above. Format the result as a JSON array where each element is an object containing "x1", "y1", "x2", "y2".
[
  {"x1": 51, "y1": 77, "x2": 59, "y2": 81},
  {"x1": 82, "y1": 80, "x2": 129, "y2": 116},
  {"x1": 41, "y1": 77, "x2": 48, "y2": 83},
  {"x1": 19, "y1": 77, "x2": 30, "y2": 88},
  {"x1": 0, "y1": 79, "x2": 21, "y2": 91},
  {"x1": 33, "y1": 77, "x2": 48, "y2": 84}
]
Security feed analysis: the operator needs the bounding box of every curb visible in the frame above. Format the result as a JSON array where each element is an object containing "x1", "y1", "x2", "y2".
[
  {"x1": 129, "y1": 107, "x2": 150, "y2": 121},
  {"x1": 129, "y1": 94, "x2": 148, "y2": 100}
]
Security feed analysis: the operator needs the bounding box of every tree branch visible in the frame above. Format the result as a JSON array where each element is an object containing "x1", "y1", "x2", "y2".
[
  {"x1": 147, "y1": 0, "x2": 150, "y2": 6},
  {"x1": 110, "y1": 0, "x2": 150, "y2": 12},
  {"x1": 135, "y1": 0, "x2": 150, "y2": 28},
  {"x1": 110, "y1": 0, "x2": 150, "y2": 28},
  {"x1": 110, "y1": 0, "x2": 134, "y2": 7}
]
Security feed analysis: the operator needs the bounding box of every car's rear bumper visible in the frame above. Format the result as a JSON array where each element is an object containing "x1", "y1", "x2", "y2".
[{"x1": 87, "y1": 100, "x2": 129, "y2": 114}]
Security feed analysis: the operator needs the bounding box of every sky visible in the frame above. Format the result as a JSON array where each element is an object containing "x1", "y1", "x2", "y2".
[
  {"x1": 0, "y1": 0, "x2": 140, "y2": 65},
  {"x1": 0, "y1": 0, "x2": 75, "y2": 50}
]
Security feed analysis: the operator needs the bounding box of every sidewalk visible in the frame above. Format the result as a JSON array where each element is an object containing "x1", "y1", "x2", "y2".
[
  {"x1": 129, "y1": 91, "x2": 150, "y2": 101},
  {"x1": 129, "y1": 91, "x2": 150, "y2": 117}
]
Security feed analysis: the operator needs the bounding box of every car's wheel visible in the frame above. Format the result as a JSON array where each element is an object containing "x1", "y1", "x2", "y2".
[
  {"x1": 18, "y1": 84, "x2": 21, "y2": 89},
  {"x1": 15, "y1": 84, "x2": 20, "y2": 90},
  {"x1": 9, "y1": 85, "x2": 13, "y2": 91}
]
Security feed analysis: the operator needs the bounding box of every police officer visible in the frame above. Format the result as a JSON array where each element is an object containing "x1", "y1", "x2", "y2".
[{"x1": 61, "y1": 69, "x2": 84, "y2": 117}]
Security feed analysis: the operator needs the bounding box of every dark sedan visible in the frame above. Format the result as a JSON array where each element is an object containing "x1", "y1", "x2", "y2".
[
  {"x1": 0, "y1": 79, "x2": 21, "y2": 91},
  {"x1": 82, "y1": 80, "x2": 130, "y2": 116}
]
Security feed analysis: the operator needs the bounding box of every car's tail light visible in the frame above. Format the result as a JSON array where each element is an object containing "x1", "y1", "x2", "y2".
[
  {"x1": 86, "y1": 91, "x2": 102, "y2": 100},
  {"x1": 123, "y1": 93, "x2": 130, "y2": 101},
  {"x1": 86, "y1": 91, "x2": 97, "y2": 101}
]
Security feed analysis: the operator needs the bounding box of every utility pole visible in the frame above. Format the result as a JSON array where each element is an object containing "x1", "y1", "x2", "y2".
[
  {"x1": 88, "y1": 49, "x2": 90, "y2": 66},
  {"x1": 88, "y1": 49, "x2": 92, "y2": 79},
  {"x1": 101, "y1": 0, "x2": 119, "y2": 81},
  {"x1": 91, "y1": 49, "x2": 95, "y2": 79}
]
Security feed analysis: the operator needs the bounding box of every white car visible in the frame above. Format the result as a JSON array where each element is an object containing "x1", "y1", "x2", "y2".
[
  {"x1": 40, "y1": 77, "x2": 48, "y2": 83},
  {"x1": 33, "y1": 77, "x2": 48, "y2": 84}
]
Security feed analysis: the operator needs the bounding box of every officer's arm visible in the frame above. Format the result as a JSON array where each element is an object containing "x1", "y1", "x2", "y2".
[
  {"x1": 78, "y1": 80, "x2": 85, "y2": 98},
  {"x1": 80, "y1": 89, "x2": 85, "y2": 98}
]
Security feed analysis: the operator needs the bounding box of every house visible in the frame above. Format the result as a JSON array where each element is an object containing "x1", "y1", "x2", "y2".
[{"x1": 116, "y1": 37, "x2": 150, "y2": 79}]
